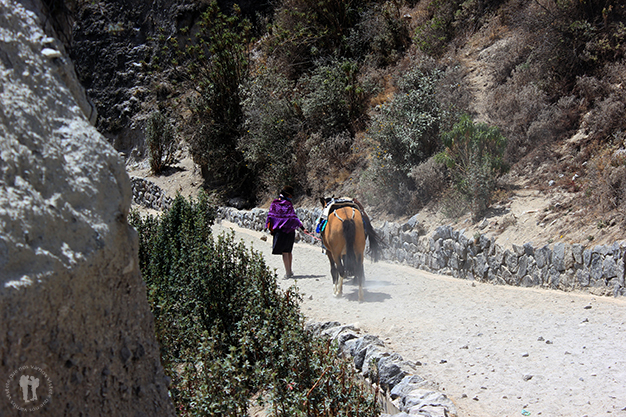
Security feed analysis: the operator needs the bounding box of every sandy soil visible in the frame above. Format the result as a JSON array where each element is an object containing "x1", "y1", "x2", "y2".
[
  {"x1": 213, "y1": 220, "x2": 626, "y2": 417},
  {"x1": 127, "y1": 152, "x2": 204, "y2": 201}
]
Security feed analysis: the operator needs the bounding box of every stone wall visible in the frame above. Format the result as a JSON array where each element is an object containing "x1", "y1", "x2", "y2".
[
  {"x1": 131, "y1": 177, "x2": 173, "y2": 211},
  {"x1": 308, "y1": 321, "x2": 457, "y2": 417},
  {"x1": 0, "y1": 1, "x2": 174, "y2": 415},
  {"x1": 217, "y1": 207, "x2": 626, "y2": 297}
]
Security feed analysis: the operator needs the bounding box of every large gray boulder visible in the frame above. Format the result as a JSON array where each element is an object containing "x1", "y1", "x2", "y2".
[{"x1": 0, "y1": 1, "x2": 174, "y2": 415}]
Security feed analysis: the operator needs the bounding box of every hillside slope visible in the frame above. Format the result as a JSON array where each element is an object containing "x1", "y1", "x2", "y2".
[
  {"x1": 128, "y1": 148, "x2": 624, "y2": 252},
  {"x1": 67, "y1": 0, "x2": 624, "y2": 248}
]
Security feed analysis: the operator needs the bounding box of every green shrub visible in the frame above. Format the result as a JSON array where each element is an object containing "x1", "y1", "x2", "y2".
[
  {"x1": 414, "y1": 0, "x2": 507, "y2": 56},
  {"x1": 369, "y1": 67, "x2": 443, "y2": 175},
  {"x1": 239, "y1": 66, "x2": 303, "y2": 194},
  {"x1": 546, "y1": 1, "x2": 626, "y2": 80},
  {"x1": 436, "y1": 114, "x2": 508, "y2": 221},
  {"x1": 301, "y1": 58, "x2": 367, "y2": 137},
  {"x1": 346, "y1": 1, "x2": 411, "y2": 67},
  {"x1": 265, "y1": 0, "x2": 366, "y2": 77},
  {"x1": 182, "y1": 1, "x2": 253, "y2": 190},
  {"x1": 408, "y1": 156, "x2": 449, "y2": 210},
  {"x1": 360, "y1": 66, "x2": 447, "y2": 215},
  {"x1": 145, "y1": 110, "x2": 177, "y2": 174},
  {"x1": 413, "y1": 0, "x2": 462, "y2": 56},
  {"x1": 129, "y1": 193, "x2": 380, "y2": 416}
]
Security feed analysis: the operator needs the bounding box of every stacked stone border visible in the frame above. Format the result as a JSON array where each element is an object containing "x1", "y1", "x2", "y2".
[
  {"x1": 217, "y1": 206, "x2": 626, "y2": 297},
  {"x1": 130, "y1": 177, "x2": 172, "y2": 211},
  {"x1": 307, "y1": 321, "x2": 457, "y2": 417}
]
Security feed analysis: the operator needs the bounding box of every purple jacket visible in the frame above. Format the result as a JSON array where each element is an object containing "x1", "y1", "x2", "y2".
[{"x1": 266, "y1": 197, "x2": 303, "y2": 233}]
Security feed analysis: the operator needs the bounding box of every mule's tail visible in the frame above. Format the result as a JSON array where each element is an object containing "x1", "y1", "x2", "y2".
[
  {"x1": 343, "y1": 218, "x2": 357, "y2": 275},
  {"x1": 363, "y1": 216, "x2": 384, "y2": 262}
]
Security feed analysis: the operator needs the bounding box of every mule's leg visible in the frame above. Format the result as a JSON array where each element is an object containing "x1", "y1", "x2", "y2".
[
  {"x1": 356, "y1": 255, "x2": 365, "y2": 301},
  {"x1": 335, "y1": 255, "x2": 346, "y2": 296},
  {"x1": 338, "y1": 255, "x2": 346, "y2": 278},
  {"x1": 337, "y1": 273, "x2": 344, "y2": 297},
  {"x1": 331, "y1": 267, "x2": 339, "y2": 294},
  {"x1": 326, "y1": 253, "x2": 340, "y2": 295}
]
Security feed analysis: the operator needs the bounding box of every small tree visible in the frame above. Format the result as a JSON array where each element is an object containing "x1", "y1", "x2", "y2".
[
  {"x1": 301, "y1": 59, "x2": 366, "y2": 137},
  {"x1": 145, "y1": 110, "x2": 177, "y2": 174},
  {"x1": 239, "y1": 66, "x2": 303, "y2": 194},
  {"x1": 183, "y1": 1, "x2": 252, "y2": 189},
  {"x1": 436, "y1": 114, "x2": 508, "y2": 221},
  {"x1": 369, "y1": 68, "x2": 442, "y2": 175}
]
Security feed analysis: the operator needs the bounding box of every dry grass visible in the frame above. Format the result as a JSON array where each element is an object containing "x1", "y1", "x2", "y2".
[{"x1": 369, "y1": 74, "x2": 396, "y2": 107}]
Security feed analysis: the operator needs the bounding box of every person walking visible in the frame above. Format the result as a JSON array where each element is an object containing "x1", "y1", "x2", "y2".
[{"x1": 266, "y1": 186, "x2": 307, "y2": 278}]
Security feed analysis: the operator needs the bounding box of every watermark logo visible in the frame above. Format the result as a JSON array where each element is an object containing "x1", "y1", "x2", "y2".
[{"x1": 5, "y1": 365, "x2": 53, "y2": 412}]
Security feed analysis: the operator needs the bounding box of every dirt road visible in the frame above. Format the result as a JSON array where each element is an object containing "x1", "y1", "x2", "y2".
[{"x1": 215, "y1": 221, "x2": 626, "y2": 417}]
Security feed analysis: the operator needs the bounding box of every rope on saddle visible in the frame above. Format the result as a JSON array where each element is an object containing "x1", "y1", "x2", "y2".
[{"x1": 333, "y1": 207, "x2": 355, "y2": 222}]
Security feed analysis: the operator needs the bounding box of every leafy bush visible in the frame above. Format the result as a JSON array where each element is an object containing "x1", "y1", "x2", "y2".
[
  {"x1": 346, "y1": 1, "x2": 411, "y2": 67},
  {"x1": 369, "y1": 67, "x2": 443, "y2": 175},
  {"x1": 436, "y1": 114, "x2": 508, "y2": 221},
  {"x1": 547, "y1": 0, "x2": 626, "y2": 80},
  {"x1": 359, "y1": 65, "x2": 448, "y2": 215},
  {"x1": 301, "y1": 58, "x2": 368, "y2": 137},
  {"x1": 239, "y1": 56, "x2": 371, "y2": 198},
  {"x1": 265, "y1": 0, "x2": 366, "y2": 78},
  {"x1": 145, "y1": 110, "x2": 177, "y2": 174},
  {"x1": 503, "y1": 0, "x2": 626, "y2": 95},
  {"x1": 413, "y1": 0, "x2": 507, "y2": 56},
  {"x1": 408, "y1": 156, "x2": 449, "y2": 210},
  {"x1": 182, "y1": 1, "x2": 253, "y2": 190},
  {"x1": 240, "y1": 66, "x2": 303, "y2": 194},
  {"x1": 129, "y1": 193, "x2": 380, "y2": 416},
  {"x1": 413, "y1": 0, "x2": 459, "y2": 57}
]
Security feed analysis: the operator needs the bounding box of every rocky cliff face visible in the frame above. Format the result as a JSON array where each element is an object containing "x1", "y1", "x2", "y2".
[
  {"x1": 69, "y1": 0, "x2": 272, "y2": 157},
  {"x1": 0, "y1": 1, "x2": 174, "y2": 415}
]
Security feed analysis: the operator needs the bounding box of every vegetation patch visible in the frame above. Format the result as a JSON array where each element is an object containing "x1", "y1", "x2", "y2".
[
  {"x1": 129, "y1": 193, "x2": 380, "y2": 416},
  {"x1": 71, "y1": 0, "x2": 626, "y2": 226},
  {"x1": 436, "y1": 114, "x2": 508, "y2": 221},
  {"x1": 145, "y1": 110, "x2": 177, "y2": 174}
]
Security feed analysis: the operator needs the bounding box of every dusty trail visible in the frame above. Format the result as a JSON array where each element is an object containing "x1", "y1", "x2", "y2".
[{"x1": 215, "y1": 221, "x2": 626, "y2": 417}]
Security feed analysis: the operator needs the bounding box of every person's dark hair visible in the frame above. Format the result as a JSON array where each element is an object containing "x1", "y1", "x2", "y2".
[{"x1": 280, "y1": 186, "x2": 294, "y2": 197}]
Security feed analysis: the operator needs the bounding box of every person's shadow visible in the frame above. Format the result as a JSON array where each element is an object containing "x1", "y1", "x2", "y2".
[{"x1": 290, "y1": 274, "x2": 326, "y2": 280}]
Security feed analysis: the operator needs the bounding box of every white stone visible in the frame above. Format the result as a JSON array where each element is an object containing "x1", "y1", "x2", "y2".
[{"x1": 41, "y1": 47, "x2": 61, "y2": 58}]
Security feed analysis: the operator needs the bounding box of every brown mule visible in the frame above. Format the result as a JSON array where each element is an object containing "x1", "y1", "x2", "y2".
[{"x1": 319, "y1": 198, "x2": 383, "y2": 301}]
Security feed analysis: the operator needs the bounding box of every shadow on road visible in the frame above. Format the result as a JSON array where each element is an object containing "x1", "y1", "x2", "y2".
[
  {"x1": 290, "y1": 274, "x2": 326, "y2": 280},
  {"x1": 344, "y1": 289, "x2": 391, "y2": 303},
  {"x1": 362, "y1": 280, "x2": 394, "y2": 288}
]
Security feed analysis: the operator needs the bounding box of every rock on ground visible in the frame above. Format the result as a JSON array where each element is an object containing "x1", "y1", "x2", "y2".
[{"x1": 0, "y1": 1, "x2": 174, "y2": 415}]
